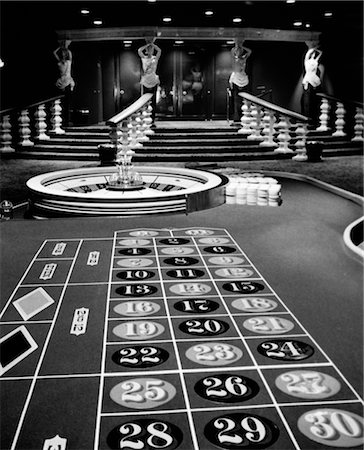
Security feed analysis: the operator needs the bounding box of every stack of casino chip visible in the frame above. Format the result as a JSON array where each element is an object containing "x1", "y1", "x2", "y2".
[
  {"x1": 236, "y1": 181, "x2": 248, "y2": 205},
  {"x1": 247, "y1": 181, "x2": 258, "y2": 205},
  {"x1": 226, "y1": 175, "x2": 239, "y2": 204},
  {"x1": 257, "y1": 183, "x2": 269, "y2": 206},
  {"x1": 268, "y1": 184, "x2": 282, "y2": 206},
  {"x1": 226, "y1": 173, "x2": 281, "y2": 206}
]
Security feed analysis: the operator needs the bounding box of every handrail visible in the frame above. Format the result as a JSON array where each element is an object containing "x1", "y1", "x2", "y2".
[
  {"x1": 256, "y1": 89, "x2": 273, "y2": 99},
  {"x1": 239, "y1": 92, "x2": 309, "y2": 122},
  {"x1": 316, "y1": 93, "x2": 363, "y2": 108},
  {"x1": 0, "y1": 95, "x2": 65, "y2": 116},
  {"x1": 106, "y1": 93, "x2": 153, "y2": 126}
]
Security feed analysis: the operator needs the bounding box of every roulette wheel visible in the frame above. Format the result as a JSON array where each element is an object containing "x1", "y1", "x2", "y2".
[{"x1": 26, "y1": 166, "x2": 228, "y2": 218}]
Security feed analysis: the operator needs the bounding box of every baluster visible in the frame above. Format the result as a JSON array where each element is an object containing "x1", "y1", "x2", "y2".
[
  {"x1": 274, "y1": 115, "x2": 293, "y2": 153},
  {"x1": 128, "y1": 114, "x2": 142, "y2": 149},
  {"x1": 352, "y1": 107, "x2": 364, "y2": 142},
  {"x1": 143, "y1": 104, "x2": 154, "y2": 135},
  {"x1": 292, "y1": 122, "x2": 308, "y2": 161},
  {"x1": 18, "y1": 109, "x2": 34, "y2": 146},
  {"x1": 0, "y1": 115, "x2": 15, "y2": 153},
  {"x1": 332, "y1": 101, "x2": 346, "y2": 136},
  {"x1": 260, "y1": 109, "x2": 277, "y2": 147},
  {"x1": 238, "y1": 99, "x2": 251, "y2": 135},
  {"x1": 135, "y1": 113, "x2": 145, "y2": 143},
  {"x1": 138, "y1": 107, "x2": 149, "y2": 142},
  {"x1": 109, "y1": 122, "x2": 122, "y2": 154},
  {"x1": 50, "y1": 99, "x2": 65, "y2": 134},
  {"x1": 120, "y1": 120, "x2": 130, "y2": 153},
  {"x1": 34, "y1": 104, "x2": 50, "y2": 140},
  {"x1": 316, "y1": 98, "x2": 331, "y2": 132},
  {"x1": 247, "y1": 105, "x2": 263, "y2": 140}
]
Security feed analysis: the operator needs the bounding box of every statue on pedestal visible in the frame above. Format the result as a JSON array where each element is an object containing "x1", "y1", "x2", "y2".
[
  {"x1": 301, "y1": 41, "x2": 323, "y2": 122},
  {"x1": 138, "y1": 37, "x2": 162, "y2": 121},
  {"x1": 229, "y1": 39, "x2": 252, "y2": 123}
]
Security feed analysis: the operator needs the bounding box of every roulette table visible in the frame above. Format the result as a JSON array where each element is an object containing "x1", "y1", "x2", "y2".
[{"x1": 0, "y1": 174, "x2": 363, "y2": 449}]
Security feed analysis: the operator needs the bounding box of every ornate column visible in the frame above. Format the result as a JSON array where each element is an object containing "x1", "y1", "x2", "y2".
[
  {"x1": 143, "y1": 104, "x2": 154, "y2": 135},
  {"x1": 259, "y1": 110, "x2": 277, "y2": 147},
  {"x1": 274, "y1": 116, "x2": 293, "y2": 153},
  {"x1": 352, "y1": 107, "x2": 364, "y2": 142},
  {"x1": 128, "y1": 115, "x2": 143, "y2": 149},
  {"x1": 0, "y1": 115, "x2": 15, "y2": 153},
  {"x1": 138, "y1": 107, "x2": 149, "y2": 142},
  {"x1": 50, "y1": 99, "x2": 65, "y2": 134},
  {"x1": 316, "y1": 98, "x2": 331, "y2": 132},
  {"x1": 238, "y1": 99, "x2": 252, "y2": 135},
  {"x1": 135, "y1": 112, "x2": 145, "y2": 143},
  {"x1": 332, "y1": 101, "x2": 346, "y2": 137},
  {"x1": 292, "y1": 122, "x2": 308, "y2": 161},
  {"x1": 247, "y1": 105, "x2": 263, "y2": 141},
  {"x1": 18, "y1": 109, "x2": 34, "y2": 146},
  {"x1": 34, "y1": 104, "x2": 50, "y2": 140}
]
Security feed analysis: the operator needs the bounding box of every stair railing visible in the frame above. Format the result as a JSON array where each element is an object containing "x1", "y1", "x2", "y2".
[
  {"x1": 99, "y1": 93, "x2": 154, "y2": 165},
  {"x1": 316, "y1": 93, "x2": 364, "y2": 142},
  {"x1": 238, "y1": 92, "x2": 310, "y2": 161},
  {"x1": 0, "y1": 95, "x2": 65, "y2": 154}
]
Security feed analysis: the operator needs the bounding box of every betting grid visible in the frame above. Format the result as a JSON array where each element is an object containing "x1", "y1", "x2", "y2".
[
  {"x1": 95, "y1": 227, "x2": 364, "y2": 450},
  {"x1": 0, "y1": 229, "x2": 363, "y2": 449}
]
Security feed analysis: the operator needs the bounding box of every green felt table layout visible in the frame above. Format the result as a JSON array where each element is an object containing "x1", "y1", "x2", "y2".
[{"x1": 0, "y1": 177, "x2": 363, "y2": 450}]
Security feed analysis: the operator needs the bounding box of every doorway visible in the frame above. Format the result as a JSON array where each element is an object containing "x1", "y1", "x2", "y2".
[
  {"x1": 154, "y1": 42, "x2": 231, "y2": 120},
  {"x1": 103, "y1": 42, "x2": 232, "y2": 121}
]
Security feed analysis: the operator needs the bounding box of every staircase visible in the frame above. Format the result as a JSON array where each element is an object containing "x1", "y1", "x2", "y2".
[{"x1": 13, "y1": 121, "x2": 363, "y2": 162}]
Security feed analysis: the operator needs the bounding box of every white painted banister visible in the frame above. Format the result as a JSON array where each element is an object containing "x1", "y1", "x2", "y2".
[
  {"x1": 0, "y1": 95, "x2": 65, "y2": 153},
  {"x1": 239, "y1": 92, "x2": 310, "y2": 161}
]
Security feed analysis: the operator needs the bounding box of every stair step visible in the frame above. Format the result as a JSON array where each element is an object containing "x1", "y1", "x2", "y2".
[
  {"x1": 15, "y1": 145, "x2": 362, "y2": 161},
  {"x1": 144, "y1": 139, "x2": 264, "y2": 147},
  {"x1": 26, "y1": 144, "x2": 276, "y2": 154}
]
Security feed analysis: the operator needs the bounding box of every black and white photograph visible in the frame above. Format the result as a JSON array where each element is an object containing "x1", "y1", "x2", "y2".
[{"x1": 0, "y1": 1, "x2": 363, "y2": 449}]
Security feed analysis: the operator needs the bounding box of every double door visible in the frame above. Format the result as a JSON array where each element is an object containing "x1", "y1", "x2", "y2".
[
  {"x1": 154, "y1": 44, "x2": 229, "y2": 119},
  {"x1": 116, "y1": 43, "x2": 231, "y2": 120},
  {"x1": 71, "y1": 42, "x2": 232, "y2": 124}
]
